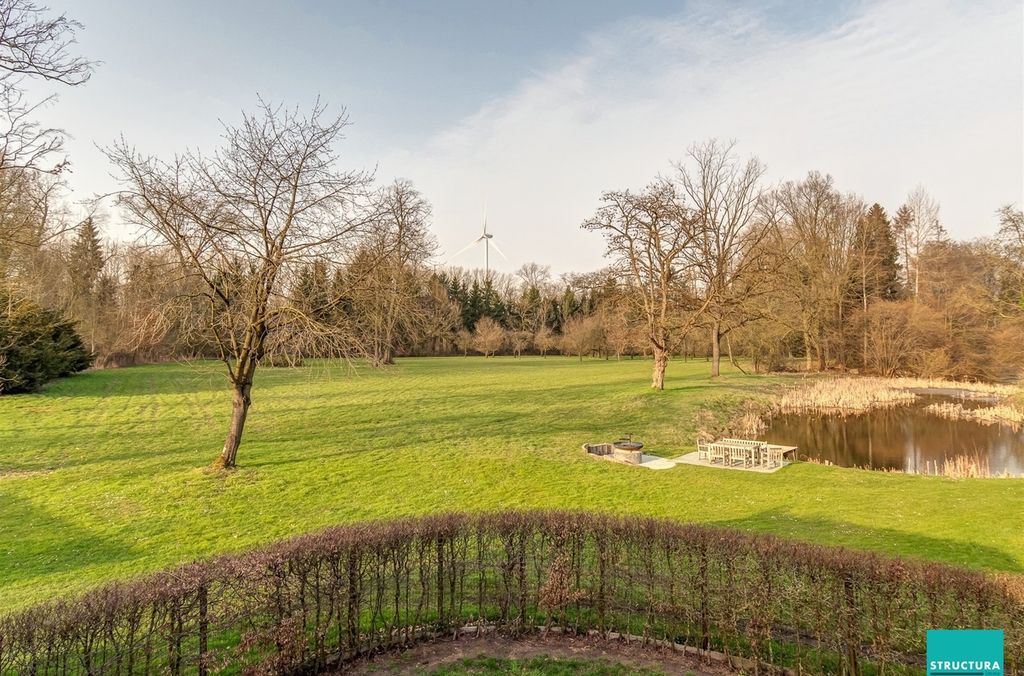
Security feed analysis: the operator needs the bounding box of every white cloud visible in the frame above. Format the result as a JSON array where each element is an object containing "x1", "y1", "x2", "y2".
[{"x1": 378, "y1": 0, "x2": 1023, "y2": 275}]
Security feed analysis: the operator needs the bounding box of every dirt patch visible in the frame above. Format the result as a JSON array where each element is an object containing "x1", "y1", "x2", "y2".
[{"x1": 340, "y1": 633, "x2": 738, "y2": 675}]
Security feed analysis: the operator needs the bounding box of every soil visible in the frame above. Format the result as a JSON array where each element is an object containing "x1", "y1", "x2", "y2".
[{"x1": 339, "y1": 632, "x2": 739, "y2": 675}]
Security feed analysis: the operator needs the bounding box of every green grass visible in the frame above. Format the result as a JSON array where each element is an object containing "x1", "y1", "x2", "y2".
[
  {"x1": 1, "y1": 357, "x2": 1022, "y2": 610},
  {"x1": 423, "y1": 655, "x2": 669, "y2": 675}
]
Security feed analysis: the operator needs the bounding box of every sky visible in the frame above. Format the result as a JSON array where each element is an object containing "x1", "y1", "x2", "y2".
[{"x1": 28, "y1": 0, "x2": 1024, "y2": 275}]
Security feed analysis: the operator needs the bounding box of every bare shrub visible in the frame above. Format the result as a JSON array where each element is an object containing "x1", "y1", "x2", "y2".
[
  {"x1": 2, "y1": 511, "x2": 1020, "y2": 675},
  {"x1": 472, "y1": 317, "x2": 505, "y2": 356}
]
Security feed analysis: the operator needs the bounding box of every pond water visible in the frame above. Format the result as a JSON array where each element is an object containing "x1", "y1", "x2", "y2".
[{"x1": 764, "y1": 393, "x2": 1024, "y2": 476}]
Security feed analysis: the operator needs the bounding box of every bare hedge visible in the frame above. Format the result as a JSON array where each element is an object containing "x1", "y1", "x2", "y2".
[{"x1": 1, "y1": 511, "x2": 1021, "y2": 674}]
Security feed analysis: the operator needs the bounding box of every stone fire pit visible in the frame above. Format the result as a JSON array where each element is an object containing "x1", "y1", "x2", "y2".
[{"x1": 584, "y1": 438, "x2": 645, "y2": 465}]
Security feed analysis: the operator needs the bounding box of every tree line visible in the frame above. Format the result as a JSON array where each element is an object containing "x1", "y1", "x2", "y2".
[
  {"x1": 582, "y1": 140, "x2": 1023, "y2": 388},
  {"x1": 0, "y1": 0, "x2": 1020, "y2": 467}
]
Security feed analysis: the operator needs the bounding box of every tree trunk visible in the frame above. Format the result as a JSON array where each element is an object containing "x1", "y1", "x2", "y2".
[
  {"x1": 651, "y1": 349, "x2": 668, "y2": 390},
  {"x1": 710, "y1": 321, "x2": 721, "y2": 378},
  {"x1": 725, "y1": 334, "x2": 746, "y2": 374},
  {"x1": 218, "y1": 379, "x2": 252, "y2": 469}
]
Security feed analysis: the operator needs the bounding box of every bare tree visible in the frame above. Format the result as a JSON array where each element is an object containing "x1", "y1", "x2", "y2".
[
  {"x1": 996, "y1": 204, "x2": 1023, "y2": 314},
  {"x1": 0, "y1": 0, "x2": 94, "y2": 173},
  {"x1": 676, "y1": 139, "x2": 771, "y2": 377},
  {"x1": 560, "y1": 314, "x2": 603, "y2": 362},
  {"x1": 346, "y1": 179, "x2": 436, "y2": 366},
  {"x1": 515, "y1": 262, "x2": 551, "y2": 291},
  {"x1": 533, "y1": 325, "x2": 556, "y2": 356},
  {"x1": 454, "y1": 327, "x2": 473, "y2": 356},
  {"x1": 602, "y1": 303, "x2": 639, "y2": 359},
  {"x1": 899, "y1": 186, "x2": 943, "y2": 299},
  {"x1": 772, "y1": 172, "x2": 863, "y2": 370},
  {"x1": 472, "y1": 316, "x2": 505, "y2": 357},
  {"x1": 508, "y1": 330, "x2": 531, "y2": 357},
  {"x1": 998, "y1": 204, "x2": 1024, "y2": 252},
  {"x1": 582, "y1": 180, "x2": 708, "y2": 389},
  {"x1": 0, "y1": 1, "x2": 91, "y2": 85},
  {"x1": 106, "y1": 100, "x2": 373, "y2": 469},
  {"x1": 0, "y1": 166, "x2": 66, "y2": 279},
  {"x1": 515, "y1": 261, "x2": 551, "y2": 335}
]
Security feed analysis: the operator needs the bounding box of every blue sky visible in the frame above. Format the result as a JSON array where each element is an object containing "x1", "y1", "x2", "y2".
[{"x1": 32, "y1": 0, "x2": 1024, "y2": 273}]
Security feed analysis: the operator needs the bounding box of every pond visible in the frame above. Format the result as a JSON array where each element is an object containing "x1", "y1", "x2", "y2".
[{"x1": 764, "y1": 392, "x2": 1024, "y2": 476}]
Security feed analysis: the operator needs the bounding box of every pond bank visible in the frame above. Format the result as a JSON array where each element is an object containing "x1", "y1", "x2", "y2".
[{"x1": 762, "y1": 377, "x2": 1024, "y2": 477}]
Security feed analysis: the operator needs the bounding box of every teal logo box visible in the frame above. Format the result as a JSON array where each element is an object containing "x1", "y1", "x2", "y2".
[{"x1": 927, "y1": 630, "x2": 1004, "y2": 675}]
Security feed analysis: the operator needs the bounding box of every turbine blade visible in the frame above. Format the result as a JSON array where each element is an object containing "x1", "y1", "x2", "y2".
[
  {"x1": 448, "y1": 238, "x2": 480, "y2": 261},
  {"x1": 489, "y1": 238, "x2": 508, "y2": 260}
]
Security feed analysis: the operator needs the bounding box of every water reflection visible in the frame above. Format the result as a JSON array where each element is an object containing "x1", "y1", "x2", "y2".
[{"x1": 764, "y1": 395, "x2": 1024, "y2": 476}]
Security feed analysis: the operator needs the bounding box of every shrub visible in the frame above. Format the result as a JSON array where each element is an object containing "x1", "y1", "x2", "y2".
[
  {"x1": 0, "y1": 289, "x2": 93, "y2": 394},
  {"x1": 0, "y1": 511, "x2": 1021, "y2": 674}
]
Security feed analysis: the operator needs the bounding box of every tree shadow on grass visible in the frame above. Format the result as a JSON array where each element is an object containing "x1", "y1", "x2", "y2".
[
  {"x1": 714, "y1": 509, "x2": 1022, "y2": 573},
  {"x1": 0, "y1": 493, "x2": 141, "y2": 594}
]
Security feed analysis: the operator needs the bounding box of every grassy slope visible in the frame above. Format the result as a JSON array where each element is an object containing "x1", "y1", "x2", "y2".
[{"x1": 1, "y1": 357, "x2": 1022, "y2": 610}]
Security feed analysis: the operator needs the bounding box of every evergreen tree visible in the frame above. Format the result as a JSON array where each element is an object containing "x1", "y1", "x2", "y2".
[
  {"x1": 854, "y1": 204, "x2": 902, "y2": 302},
  {"x1": 67, "y1": 217, "x2": 104, "y2": 299},
  {"x1": 464, "y1": 280, "x2": 483, "y2": 329},
  {"x1": 479, "y1": 279, "x2": 508, "y2": 327},
  {"x1": 293, "y1": 258, "x2": 332, "y2": 321},
  {"x1": 0, "y1": 289, "x2": 93, "y2": 394},
  {"x1": 66, "y1": 216, "x2": 106, "y2": 352}
]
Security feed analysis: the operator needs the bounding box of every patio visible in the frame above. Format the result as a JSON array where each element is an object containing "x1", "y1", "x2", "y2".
[{"x1": 672, "y1": 437, "x2": 798, "y2": 474}]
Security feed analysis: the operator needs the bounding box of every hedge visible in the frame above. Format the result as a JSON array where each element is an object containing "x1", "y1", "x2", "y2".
[{"x1": 1, "y1": 511, "x2": 1021, "y2": 674}]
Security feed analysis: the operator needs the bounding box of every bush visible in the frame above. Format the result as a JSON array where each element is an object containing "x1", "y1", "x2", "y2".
[
  {"x1": 0, "y1": 511, "x2": 1021, "y2": 674},
  {"x1": 0, "y1": 290, "x2": 93, "y2": 393}
]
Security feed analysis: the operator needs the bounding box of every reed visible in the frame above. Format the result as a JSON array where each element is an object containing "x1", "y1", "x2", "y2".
[
  {"x1": 925, "y1": 454, "x2": 994, "y2": 479},
  {"x1": 892, "y1": 378, "x2": 1020, "y2": 397},
  {"x1": 778, "y1": 377, "x2": 917, "y2": 412},
  {"x1": 803, "y1": 454, "x2": 1008, "y2": 479},
  {"x1": 778, "y1": 377, "x2": 1022, "y2": 414},
  {"x1": 925, "y1": 401, "x2": 1024, "y2": 429}
]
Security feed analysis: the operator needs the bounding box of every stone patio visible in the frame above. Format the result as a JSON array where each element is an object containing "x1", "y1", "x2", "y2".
[{"x1": 671, "y1": 450, "x2": 793, "y2": 474}]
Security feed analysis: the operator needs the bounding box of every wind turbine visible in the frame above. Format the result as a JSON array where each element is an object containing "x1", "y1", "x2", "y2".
[{"x1": 450, "y1": 209, "x2": 507, "y2": 279}]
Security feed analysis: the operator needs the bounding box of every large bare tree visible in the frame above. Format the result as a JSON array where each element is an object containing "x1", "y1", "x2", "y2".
[
  {"x1": 996, "y1": 204, "x2": 1023, "y2": 313},
  {"x1": 107, "y1": 100, "x2": 373, "y2": 468},
  {"x1": 0, "y1": 0, "x2": 93, "y2": 173},
  {"x1": 898, "y1": 186, "x2": 943, "y2": 299},
  {"x1": 772, "y1": 172, "x2": 863, "y2": 370},
  {"x1": 345, "y1": 179, "x2": 437, "y2": 366},
  {"x1": 0, "y1": 0, "x2": 92, "y2": 295},
  {"x1": 582, "y1": 180, "x2": 709, "y2": 389},
  {"x1": 676, "y1": 139, "x2": 772, "y2": 377}
]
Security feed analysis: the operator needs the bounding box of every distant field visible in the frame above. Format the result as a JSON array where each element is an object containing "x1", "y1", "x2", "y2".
[{"x1": 1, "y1": 357, "x2": 1022, "y2": 610}]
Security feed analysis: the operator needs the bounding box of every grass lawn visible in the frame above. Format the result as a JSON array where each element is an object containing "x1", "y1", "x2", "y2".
[{"x1": 1, "y1": 356, "x2": 1022, "y2": 610}]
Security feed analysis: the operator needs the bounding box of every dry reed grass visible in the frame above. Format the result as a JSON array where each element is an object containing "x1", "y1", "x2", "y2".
[
  {"x1": 925, "y1": 401, "x2": 1024, "y2": 429},
  {"x1": 778, "y1": 378, "x2": 917, "y2": 413},
  {"x1": 925, "y1": 454, "x2": 996, "y2": 479},
  {"x1": 803, "y1": 454, "x2": 1009, "y2": 479},
  {"x1": 892, "y1": 378, "x2": 1019, "y2": 397},
  {"x1": 778, "y1": 377, "x2": 1022, "y2": 414}
]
